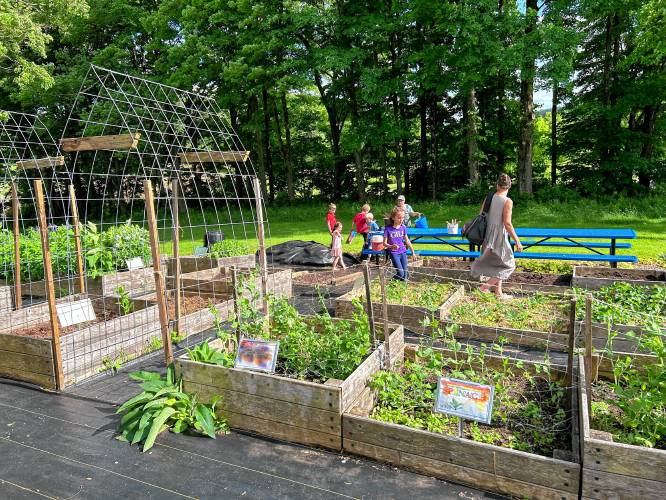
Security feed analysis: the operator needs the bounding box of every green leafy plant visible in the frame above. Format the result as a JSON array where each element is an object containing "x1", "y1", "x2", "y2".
[
  {"x1": 116, "y1": 286, "x2": 133, "y2": 315},
  {"x1": 369, "y1": 280, "x2": 458, "y2": 312},
  {"x1": 116, "y1": 366, "x2": 228, "y2": 452},
  {"x1": 147, "y1": 336, "x2": 163, "y2": 352},
  {"x1": 185, "y1": 339, "x2": 235, "y2": 367},
  {"x1": 170, "y1": 330, "x2": 186, "y2": 343},
  {"x1": 208, "y1": 239, "x2": 251, "y2": 258}
]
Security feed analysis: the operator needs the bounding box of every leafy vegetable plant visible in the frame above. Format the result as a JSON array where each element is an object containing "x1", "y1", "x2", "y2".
[
  {"x1": 369, "y1": 280, "x2": 458, "y2": 312},
  {"x1": 116, "y1": 366, "x2": 228, "y2": 452},
  {"x1": 116, "y1": 286, "x2": 133, "y2": 315}
]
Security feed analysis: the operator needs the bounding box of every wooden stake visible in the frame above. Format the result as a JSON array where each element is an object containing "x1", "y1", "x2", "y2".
[
  {"x1": 564, "y1": 298, "x2": 576, "y2": 388},
  {"x1": 11, "y1": 183, "x2": 21, "y2": 310},
  {"x1": 253, "y1": 177, "x2": 269, "y2": 317},
  {"x1": 584, "y1": 294, "x2": 593, "y2": 417},
  {"x1": 362, "y1": 260, "x2": 376, "y2": 345},
  {"x1": 34, "y1": 180, "x2": 64, "y2": 390},
  {"x1": 379, "y1": 267, "x2": 391, "y2": 368},
  {"x1": 231, "y1": 266, "x2": 241, "y2": 345},
  {"x1": 68, "y1": 185, "x2": 86, "y2": 294},
  {"x1": 171, "y1": 178, "x2": 182, "y2": 335},
  {"x1": 143, "y1": 180, "x2": 173, "y2": 365}
]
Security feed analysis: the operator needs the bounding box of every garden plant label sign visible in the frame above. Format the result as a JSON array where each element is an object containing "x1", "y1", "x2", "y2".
[
  {"x1": 194, "y1": 246, "x2": 208, "y2": 256},
  {"x1": 56, "y1": 298, "x2": 97, "y2": 328},
  {"x1": 235, "y1": 338, "x2": 279, "y2": 373},
  {"x1": 126, "y1": 257, "x2": 145, "y2": 270},
  {"x1": 434, "y1": 377, "x2": 494, "y2": 425}
]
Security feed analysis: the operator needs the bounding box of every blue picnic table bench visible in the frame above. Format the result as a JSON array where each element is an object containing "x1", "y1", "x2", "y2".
[{"x1": 363, "y1": 227, "x2": 637, "y2": 267}]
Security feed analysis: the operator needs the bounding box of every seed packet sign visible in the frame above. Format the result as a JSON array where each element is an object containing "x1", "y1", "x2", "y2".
[
  {"x1": 235, "y1": 338, "x2": 279, "y2": 373},
  {"x1": 56, "y1": 298, "x2": 97, "y2": 328},
  {"x1": 126, "y1": 257, "x2": 145, "y2": 270},
  {"x1": 434, "y1": 377, "x2": 494, "y2": 425}
]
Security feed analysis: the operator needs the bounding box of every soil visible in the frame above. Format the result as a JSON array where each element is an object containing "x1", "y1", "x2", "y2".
[
  {"x1": 423, "y1": 258, "x2": 471, "y2": 270},
  {"x1": 578, "y1": 267, "x2": 666, "y2": 281},
  {"x1": 168, "y1": 295, "x2": 215, "y2": 317},
  {"x1": 10, "y1": 308, "x2": 119, "y2": 339},
  {"x1": 294, "y1": 267, "x2": 363, "y2": 285}
]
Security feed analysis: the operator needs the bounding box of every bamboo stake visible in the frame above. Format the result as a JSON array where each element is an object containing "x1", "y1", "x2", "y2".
[
  {"x1": 565, "y1": 298, "x2": 576, "y2": 388},
  {"x1": 363, "y1": 260, "x2": 376, "y2": 345},
  {"x1": 252, "y1": 177, "x2": 269, "y2": 320},
  {"x1": 11, "y1": 183, "x2": 21, "y2": 309},
  {"x1": 34, "y1": 180, "x2": 64, "y2": 390},
  {"x1": 379, "y1": 267, "x2": 391, "y2": 368},
  {"x1": 171, "y1": 178, "x2": 181, "y2": 335},
  {"x1": 231, "y1": 266, "x2": 241, "y2": 346},
  {"x1": 68, "y1": 185, "x2": 86, "y2": 294},
  {"x1": 143, "y1": 180, "x2": 173, "y2": 365},
  {"x1": 585, "y1": 294, "x2": 592, "y2": 416}
]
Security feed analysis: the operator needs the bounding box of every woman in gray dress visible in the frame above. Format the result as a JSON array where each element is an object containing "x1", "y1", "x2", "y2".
[{"x1": 470, "y1": 173, "x2": 523, "y2": 299}]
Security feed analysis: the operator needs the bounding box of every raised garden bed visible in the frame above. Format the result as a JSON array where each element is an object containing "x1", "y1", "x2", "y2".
[
  {"x1": 167, "y1": 253, "x2": 256, "y2": 275},
  {"x1": 170, "y1": 268, "x2": 292, "y2": 300},
  {"x1": 293, "y1": 268, "x2": 365, "y2": 296},
  {"x1": 573, "y1": 265, "x2": 666, "y2": 289},
  {"x1": 578, "y1": 352, "x2": 665, "y2": 499},
  {"x1": 0, "y1": 285, "x2": 12, "y2": 312},
  {"x1": 343, "y1": 343, "x2": 580, "y2": 499},
  {"x1": 175, "y1": 305, "x2": 405, "y2": 450},
  {"x1": 0, "y1": 332, "x2": 56, "y2": 389},
  {"x1": 334, "y1": 279, "x2": 464, "y2": 332}
]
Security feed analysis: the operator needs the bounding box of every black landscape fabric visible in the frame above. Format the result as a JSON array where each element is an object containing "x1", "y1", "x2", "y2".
[{"x1": 265, "y1": 240, "x2": 360, "y2": 267}]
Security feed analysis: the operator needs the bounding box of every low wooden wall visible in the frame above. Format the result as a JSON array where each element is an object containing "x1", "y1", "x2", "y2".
[
  {"x1": 0, "y1": 333, "x2": 56, "y2": 390},
  {"x1": 572, "y1": 265, "x2": 666, "y2": 289},
  {"x1": 167, "y1": 254, "x2": 256, "y2": 275},
  {"x1": 176, "y1": 268, "x2": 292, "y2": 300},
  {"x1": 334, "y1": 284, "x2": 464, "y2": 332},
  {"x1": 175, "y1": 323, "x2": 404, "y2": 450},
  {"x1": 343, "y1": 346, "x2": 580, "y2": 500},
  {"x1": 292, "y1": 269, "x2": 365, "y2": 297},
  {"x1": 578, "y1": 355, "x2": 666, "y2": 499},
  {"x1": 0, "y1": 285, "x2": 13, "y2": 312},
  {"x1": 86, "y1": 267, "x2": 156, "y2": 297}
]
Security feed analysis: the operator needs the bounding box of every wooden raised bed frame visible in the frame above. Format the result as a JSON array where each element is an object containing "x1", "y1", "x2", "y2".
[
  {"x1": 578, "y1": 355, "x2": 666, "y2": 499},
  {"x1": 334, "y1": 281, "x2": 464, "y2": 332},
  {"x1": 343, "y1": 345, "x2": 581, "y2": 500},
  {"x1": 175, "y1": 321, "x2": 405, "y2": 450},
  {"x1": 167, "y1": 253, "x2": 255, "y2": 275},
  {"x1": 572, "y1": 265, "x2": 666, "y2": 289}
]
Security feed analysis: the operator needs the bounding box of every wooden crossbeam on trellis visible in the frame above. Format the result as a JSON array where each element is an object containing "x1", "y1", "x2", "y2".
[
  {"x1": 60, "y1": 133, "x2": 141, "y2": 152},
  {"x1": 178, "y1": 150, "x2": 250, "y2": 163},
  {"x1": 15, "y1": 156, "x2": 65, "y2": 169}
]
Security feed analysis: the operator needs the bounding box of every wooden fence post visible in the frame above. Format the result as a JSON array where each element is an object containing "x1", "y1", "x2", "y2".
[
  {"x1": 379, "y1": 266, "x2": 391, "y2": 368},
  {"x1": 363, "y1": 260, "x2": 376, "y2": 345},
  {"x1": 34, "y1": 180, "x2": 64, "y2": 390},
  {"x1": 252, "y1": 177, "x2": 268, "y2": 315},
  {"x1": 171, "y1": 178, "x2": 182, "y2": 335},
  {"x1": 11, "y1": 183, "x2": 21, "y2": 309},
  {"x1": 231, "y1": 266, "x2": 241, "y2": 345},
  {"x1": 143, "y1": 180, "x2": 173, "y2": 365},
  {"x1": 565, "y1": 298, "x2": 577, "y2": 388},
  {"x1": 68, "y1": 185, "x2": 86, "y2": 294},
  {"x1": 584, "y1": 294, "x2": 593, "y2": 416}
]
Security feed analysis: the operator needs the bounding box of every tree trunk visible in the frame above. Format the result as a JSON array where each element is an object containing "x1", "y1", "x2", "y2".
[
  {"x1": 430, "y1": 94, "x2": 438, "y2": 200},
  {"x1": 517, "y1": 0, "x2": 537, "y2": 194},
  {"x1": 551, "y1": 83, "x2": 558, "y2": 186},
  {"x1": 249, "y1": 95, "x2": 268, "y2": 198},
  {"x1": 639, "y1": 106, "x2": 658, "y2": 187},
  {"x1": 466, "y1": 88, "x2": 480, "y2": 184},
  {"x1": 271, "y1": 93, "x2": 295, "y2": 202},
  {"x1": 261, "y1": 87, "x2": 275, "y2": 202},
  {"x1": 418, "y1": 90, "x2": 428, "y2": 198}
]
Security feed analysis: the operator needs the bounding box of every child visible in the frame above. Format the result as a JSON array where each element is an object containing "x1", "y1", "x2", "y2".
[
  {"x1": 383, "y1": 207, "x2": 415, "y2": 281},
  {"x1": 331, "y1": 222, "x2": 346, "y2": 270},
  {"x1": 326, "y1": 203, "x2": 337, "y2": 234}
]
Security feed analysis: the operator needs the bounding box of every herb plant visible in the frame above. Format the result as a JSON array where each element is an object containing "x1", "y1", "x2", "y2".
[{"x1": 116, "y1": 366, "x2": 228, "y2": 452}]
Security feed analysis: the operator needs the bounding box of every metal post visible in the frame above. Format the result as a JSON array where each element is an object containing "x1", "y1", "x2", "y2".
[
  {"x1": 610, "y1": 239, "x2": 617, "y2": 268},
  {"x1": 379, "y1": 267, "x2": 391, "y2": 368},
  {"x1": 585, "y1": 294, "x2": 593, "y2": 416},
  {"x1": 458, "y1": 418, "x2": 464, "y2": 438},
  {"x1": 11, "y1": 183, "x2": 21, "y2": 309},
  {"x1": 362, "y1": 260, "x2": 376, "y2": 345},
  {"x1": 143, "y1": 180, "x2": 173, "y2": 365},
  {"x1": 171, "y1": 178, "x2": 182, "y2": 335},
  {"x1": 68, "y1": 185, "x2": 86, "y2": 295},
  {"x1": 231, "y1": 266, "x2": 241, "y2": 346},
  {"x1": 34, "y1": 180, "x2": 64, "y2": 390}
]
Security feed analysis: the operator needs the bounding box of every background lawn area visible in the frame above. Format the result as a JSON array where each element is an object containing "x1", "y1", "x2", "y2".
[{"x1": 161, "y1": 197, "x2": 666, "y2": 268}]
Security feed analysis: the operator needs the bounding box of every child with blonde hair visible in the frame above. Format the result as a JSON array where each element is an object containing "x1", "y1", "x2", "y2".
[{"x1": 331, "y1": 222, "x2": 346, "y2": 270}]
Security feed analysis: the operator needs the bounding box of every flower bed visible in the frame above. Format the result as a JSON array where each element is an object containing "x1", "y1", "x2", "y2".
[
  {"x1": 578, "y1": 342, "x2": 666, "y2": 498},
  {"x1": 334, "y1": 279, "x2": 464, "y2": 332},
  {"x1": 573, "y1": 265, "x2": 666, "y2": 289},
  {"x1": 175, "y1": 300, "x2": 404, "y2": 450},
  {"x1": 343, "y1": 341, "x2": 580, "y2": 499}
]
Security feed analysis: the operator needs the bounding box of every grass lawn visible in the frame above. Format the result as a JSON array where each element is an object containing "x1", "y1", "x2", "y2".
[{"x1": 160, "y1": 197, "x2": 666, "y2": 268}]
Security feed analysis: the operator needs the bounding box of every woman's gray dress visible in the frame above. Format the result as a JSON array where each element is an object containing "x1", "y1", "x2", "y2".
[{"x1": 470, "y1": 194, "x2": 516, "y2": 280}]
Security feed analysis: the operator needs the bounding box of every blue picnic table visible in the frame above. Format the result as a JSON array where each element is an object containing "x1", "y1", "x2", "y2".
[{"x1": 364, "y1": 227, "x2": 637, "y2": 267}]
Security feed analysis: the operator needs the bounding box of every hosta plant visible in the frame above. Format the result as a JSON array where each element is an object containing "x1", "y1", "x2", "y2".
[{"x1": 116, "y1": 366, "x2": 228, "y2": 452}]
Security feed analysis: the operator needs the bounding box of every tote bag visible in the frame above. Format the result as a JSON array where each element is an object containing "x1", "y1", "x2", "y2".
[{"x1": 462, "y1": 192, "x2": 494, "y2": 246}]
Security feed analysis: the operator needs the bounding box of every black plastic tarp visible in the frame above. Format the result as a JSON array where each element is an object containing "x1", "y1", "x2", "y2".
[{"x1": 265, "y1": 240, "x2": 360, "y2": 267}]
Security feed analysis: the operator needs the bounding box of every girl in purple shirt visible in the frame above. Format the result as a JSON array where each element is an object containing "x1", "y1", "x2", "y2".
[{"x1": 383, "y1": 207, "x2": 416, "y2": 281}]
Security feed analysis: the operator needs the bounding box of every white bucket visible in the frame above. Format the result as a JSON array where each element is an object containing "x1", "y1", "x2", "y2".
[
  {"x1": 371, "y1": 235, "x2": 384, "y2": 251},
  {"x1": 447, "y1": 223, "x2": 459, "y2": 235}
]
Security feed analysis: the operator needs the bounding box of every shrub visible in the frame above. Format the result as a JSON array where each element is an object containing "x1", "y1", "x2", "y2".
[{"x1": 208, "y1": 239, "x2": 251, "y2": 258}]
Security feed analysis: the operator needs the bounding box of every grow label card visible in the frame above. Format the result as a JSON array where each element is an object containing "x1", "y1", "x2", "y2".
[
  {"x1": 434, "y1": 377, "x2": 494, "y2": 425},
  {"x1": 126, "y1": 257, "x2": 145, "y2": 270},
  {"x1": 194, "y1": 246, "x2": 208, "y2": 256},
  {"x1": 235, "y1": 338, "x2": 279, "y2": 373},
  {"x1": 56, "y1": 298, "x2": 97, "y2": 328}
]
